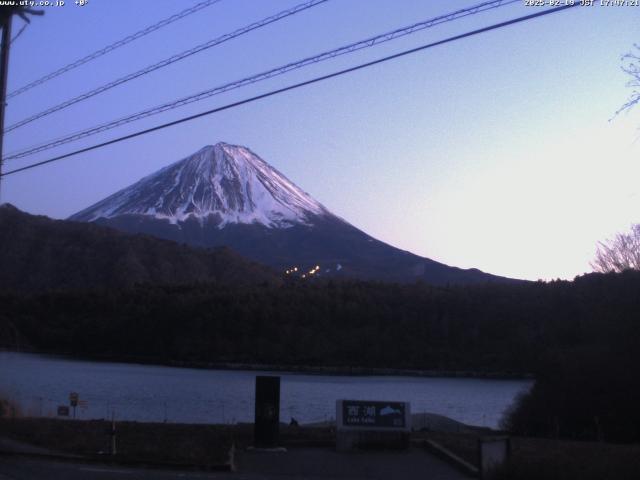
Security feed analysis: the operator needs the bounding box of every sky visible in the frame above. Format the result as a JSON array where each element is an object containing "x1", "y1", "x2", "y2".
[{"x1": 1, "y1": 0, "x2": 638, "y2": 281}]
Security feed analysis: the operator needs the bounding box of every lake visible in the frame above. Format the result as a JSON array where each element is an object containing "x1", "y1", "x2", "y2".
[{"x1": 0, "y1": 352, "x2": 532, "y2": 428}]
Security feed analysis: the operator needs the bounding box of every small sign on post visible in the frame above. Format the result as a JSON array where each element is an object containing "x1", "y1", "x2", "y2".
[
  {"x1": 336, "y1": 399, "x2": 411, "y2": 451},
  {"x1": 69, "y1": 392, "x2": 79, "y2": 419},
  {"x1": 57, "y1": 405, "x2": 69, "y2": 417}
]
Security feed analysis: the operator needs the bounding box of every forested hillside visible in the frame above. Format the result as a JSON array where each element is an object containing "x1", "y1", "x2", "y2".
[{"x1": 0, "y1": 204, "x2": 278, "y2": 291}]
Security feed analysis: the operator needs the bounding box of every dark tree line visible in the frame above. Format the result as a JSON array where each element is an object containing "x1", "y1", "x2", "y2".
[{"x1": 2, "y1": 271, "x2": 640, "y2": 441}]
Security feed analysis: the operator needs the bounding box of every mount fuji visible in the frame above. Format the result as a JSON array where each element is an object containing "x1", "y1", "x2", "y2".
[{"x1": 70, "y1": 142, "x2": 509, "y2": 284}]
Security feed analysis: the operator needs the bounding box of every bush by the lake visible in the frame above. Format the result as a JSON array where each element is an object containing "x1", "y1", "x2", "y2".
[{"x1": 502, "y1": 349, "x2": 640, "y2": 443}]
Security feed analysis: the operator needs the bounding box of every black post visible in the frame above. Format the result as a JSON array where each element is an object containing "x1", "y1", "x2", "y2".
[
  {"x1": 254, "y1": 376, "x2": 280, "y2": 448},
  {"x1": 0, "y1": 14, "x2": 12, "y2": 199},
  {"x1": 110, "y1": 412, "x2": 117, "y2": 455}
]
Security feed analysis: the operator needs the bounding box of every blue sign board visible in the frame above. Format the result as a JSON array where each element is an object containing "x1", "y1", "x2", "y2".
[{"x1": 341, "y1": 400, "x2": 406, "y2": 428}]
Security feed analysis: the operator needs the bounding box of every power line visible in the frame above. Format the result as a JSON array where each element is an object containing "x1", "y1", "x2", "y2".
[
  {"x1": 5, "y1": 0, "x2": 519, "y2": 160},
  {"x1": 4, "y1": 0, "x2": 328, "y2": 134},
  {"x1": 0, "y1": 3, "x2": 578, "y2": 179},
  {"x1": 6, "y1": 0, "x2": 223, "y2": 100}
]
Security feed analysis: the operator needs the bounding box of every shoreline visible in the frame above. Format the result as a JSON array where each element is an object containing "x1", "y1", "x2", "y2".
[{"x1": 1, "y1": 348, "x2": 534, "y2": 380}]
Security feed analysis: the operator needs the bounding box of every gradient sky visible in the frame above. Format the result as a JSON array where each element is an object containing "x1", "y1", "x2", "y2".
[{"x1": 2, "y1": 0, "x2": 638, "y2": 281}]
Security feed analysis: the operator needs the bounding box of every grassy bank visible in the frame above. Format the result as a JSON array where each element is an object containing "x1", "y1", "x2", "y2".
[
  {"x1": 0, "y1": 418, "x2": 334, "y2": 467},
  {"x1": 2, "y1": 418, "x2": 639, "y2": 478},
  {"x1": 0, "y1": 418, "x2": 236, "y2": 466}
]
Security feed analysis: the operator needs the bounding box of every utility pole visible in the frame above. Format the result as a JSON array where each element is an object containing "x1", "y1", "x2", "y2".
[
  {"x1": 0, "y1": 7, "x2": 43, "y2": 200},
  {"x1": 0, "y1": 12, "x2": 12, "y2": 201}
]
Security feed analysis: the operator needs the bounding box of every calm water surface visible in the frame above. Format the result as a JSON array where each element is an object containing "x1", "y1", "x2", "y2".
[{"x1": 0, "y1": 352, "x2": 532, "y2": 428}]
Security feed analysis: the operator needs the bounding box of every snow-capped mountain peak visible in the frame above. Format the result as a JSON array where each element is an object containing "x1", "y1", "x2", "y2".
[
  {"x1": 71, "y1": 142, "x2": 329, "y2": 228},
  {"x1": 70, "y1": 142, "x2": 511, "y2": 285}
]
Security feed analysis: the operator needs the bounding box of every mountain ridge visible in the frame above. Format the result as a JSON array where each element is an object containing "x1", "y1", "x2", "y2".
[
  {"x1": 0, "y1": 203, "x2": 279, "y2": 292},
  {"x1": 70, "y1": 143, "x2": 517, "y2": 285}
]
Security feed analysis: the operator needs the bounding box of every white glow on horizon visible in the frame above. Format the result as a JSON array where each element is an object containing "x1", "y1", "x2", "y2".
[{"x1": 382, "y1": 119, "x2": 640, "y2": 281}]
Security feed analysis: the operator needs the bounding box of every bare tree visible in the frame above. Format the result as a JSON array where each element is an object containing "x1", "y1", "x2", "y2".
[
  {"x1": 591, "y1": 224, "x2": 640, "y2": 273},
  {"x1": 613, "y1": 44, "x2": 640, "y2": 118}
]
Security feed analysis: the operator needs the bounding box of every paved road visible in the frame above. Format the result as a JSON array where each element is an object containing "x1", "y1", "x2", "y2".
[
  {"x1": 1, "y1": 448, "x2": 471, "y2": 479},
  {"x1": 237, "y1": 447, "x2": 470, "y2": 479}
]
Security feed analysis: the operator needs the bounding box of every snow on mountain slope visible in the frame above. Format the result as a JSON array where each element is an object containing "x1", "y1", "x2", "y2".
[
  {"x1": 70, "y1": 142, "x2": 516, "y2": 285},
  {"x1": 71, "y1": 142, "x2": 329, "y2": 228}
]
